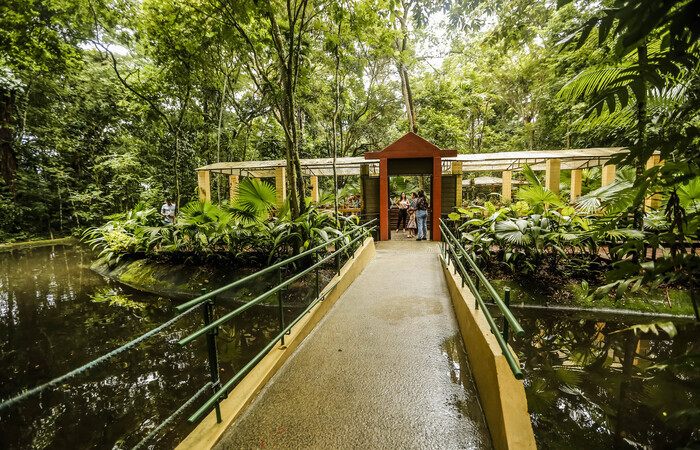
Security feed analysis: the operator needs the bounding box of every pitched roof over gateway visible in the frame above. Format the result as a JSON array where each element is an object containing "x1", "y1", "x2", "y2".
[
  {"x1": 195, "y1": 133, "x2": 631, "y2": 176},
  {"x1": 364, "y1": 132, "x2": 458, "y2": 159}
]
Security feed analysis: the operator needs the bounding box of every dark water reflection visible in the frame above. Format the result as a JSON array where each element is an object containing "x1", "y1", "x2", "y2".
[
  {"x1": 508, "y1": 308, "x2": 700, "y2": 450},
  {"x1": 0, "y1": 245, "x2": 285, "y2": 449}
]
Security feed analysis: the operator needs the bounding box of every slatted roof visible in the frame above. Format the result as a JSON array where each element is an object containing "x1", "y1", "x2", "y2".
[
  {"x1": 196, "y1": 147, "x2": 632, "y2": 177},
  {"x1": 463, "y1": 176, "x2": 530, "y2": 186},
  {"x1": 197, "y1": 157, "x2": 371, "y2": 178},
  {"x1": 445, "y1": 147, "x2": 629, "y2": 172}
]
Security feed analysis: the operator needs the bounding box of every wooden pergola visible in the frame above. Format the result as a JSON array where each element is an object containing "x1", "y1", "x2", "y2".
[{"x1": 196, "y1": 133, "x2": 663, "y2": 238}]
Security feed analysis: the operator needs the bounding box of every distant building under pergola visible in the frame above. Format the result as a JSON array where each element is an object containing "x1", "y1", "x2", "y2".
[{"x1": 196, "y1": 133, "x2": 662, "y2": 241}]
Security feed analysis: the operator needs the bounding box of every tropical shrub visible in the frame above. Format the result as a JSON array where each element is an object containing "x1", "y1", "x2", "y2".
[{"x1": 83, "y1": 178, "x2": 368, "y2": 267}]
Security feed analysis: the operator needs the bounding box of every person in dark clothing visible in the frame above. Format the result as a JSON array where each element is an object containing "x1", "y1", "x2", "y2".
[{"x1": 415, "y1": 190, "x2": 429, "y2": 240}]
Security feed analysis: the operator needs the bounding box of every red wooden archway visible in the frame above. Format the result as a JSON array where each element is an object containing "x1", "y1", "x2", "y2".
[{"x1": 364, "y1": 133, "x2": 457, "y2": 241}]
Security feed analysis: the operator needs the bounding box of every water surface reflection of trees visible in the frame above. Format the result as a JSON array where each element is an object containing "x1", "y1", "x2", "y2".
[
  {"x1": 0, "y1": 246, "x2": 287, "y2": 449},
  {"x1": 511, "y1": 310, "x2": 700, "y2": 449}
]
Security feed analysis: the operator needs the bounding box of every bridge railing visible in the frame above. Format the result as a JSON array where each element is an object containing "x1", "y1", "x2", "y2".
[
  {"x1": 0, "y1": 218, "x2": 376, "y2": 448},
  {"x1": 175, "y1": 218, "x2": 377, "y2": 425},
  {"x1": 438, "y1": 218, "x2": 524, "y2": 379}
]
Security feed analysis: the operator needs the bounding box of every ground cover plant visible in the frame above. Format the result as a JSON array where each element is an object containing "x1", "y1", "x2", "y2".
[{"x1": 451, "y1": 164, "x2": 700, "y2": 315}]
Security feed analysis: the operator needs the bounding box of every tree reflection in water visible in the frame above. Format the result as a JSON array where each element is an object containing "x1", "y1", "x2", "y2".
[
  {"x1": 510, "y1": 309, "x2": 700, "y2": 449},
  {"x1": 0, "y1": 245, "x2": 290, "y2": 449}
]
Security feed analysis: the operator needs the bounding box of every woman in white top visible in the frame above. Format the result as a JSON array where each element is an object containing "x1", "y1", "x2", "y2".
[{"x1": 395, "y1": 192, "x2": 410, "y2": 232}]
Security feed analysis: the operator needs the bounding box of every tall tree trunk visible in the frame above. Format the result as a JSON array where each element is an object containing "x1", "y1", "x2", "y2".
[
  {"x1": 332, "y1": 19, "x2": 342, "y2": 225},
  {"x1": 634, "y1": 42, "x2": 648, "y2": 233},
  {"x1": 0, "y1": 90, "x2": 18, "y2": 194},
  {"x1": 216, "y1": 76, "x2": 228, "y2": 204},
  {"x1": 478, "y1": 101, "x2": 489, "y2": 153},
  {"x1": 175, "y1": 134, "x2": 181, "y2": 208},
  {"x1": 524, "y1": 116, "x2": 534, "y2": 150},
  {"x1": 395, "y1": 3, "x2": 416, "y2": 133},
  {"x1": 469, "y1": 115, "x2": 475, "y2": 151},
  {"x1": 398, "y1": 66, "x2": 414, "y2": 132}
]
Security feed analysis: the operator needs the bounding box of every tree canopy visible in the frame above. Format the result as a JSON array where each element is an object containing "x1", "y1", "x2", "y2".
[{"x1": 0, "y1": 0, "x2": 698, "y2": 241}]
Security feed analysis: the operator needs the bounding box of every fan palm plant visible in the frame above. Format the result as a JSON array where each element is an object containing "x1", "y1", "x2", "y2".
[{"x1": 228, "y1": 178, "x2": 277, "y2": 222}]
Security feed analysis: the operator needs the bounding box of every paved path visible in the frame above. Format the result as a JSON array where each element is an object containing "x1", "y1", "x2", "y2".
[{"x1": 215, "y1": 241, "x2": 492, "y2": 449}]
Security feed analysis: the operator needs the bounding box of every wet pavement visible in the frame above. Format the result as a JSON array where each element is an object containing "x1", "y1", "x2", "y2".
[{"x1": 214, "y1": 240, "x2": 492, "y2": 449}]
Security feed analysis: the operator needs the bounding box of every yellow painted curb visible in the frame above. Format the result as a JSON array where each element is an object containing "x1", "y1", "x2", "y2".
[
  {"x1": 176, "y1": 237, "x2": 377, "y2": 450},
  {"x1": 440, "y1": 256, "x2": 537, "y2": 450}
]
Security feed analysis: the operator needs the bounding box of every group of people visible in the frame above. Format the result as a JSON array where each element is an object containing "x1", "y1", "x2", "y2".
[
  {"x1": 344, "y1": 195, "x2": 361, "y2": 209},
  {"x1": 394, "y1": 190, "x2": 429, "y2": 240}
]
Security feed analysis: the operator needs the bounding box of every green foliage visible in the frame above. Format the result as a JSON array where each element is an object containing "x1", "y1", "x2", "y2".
[
  {"x1": 83, "y1": 190, "x2": 366, "y2": 267},
  {"x1": 90, "y1": 289, "x2": 147, "y2": 314}
]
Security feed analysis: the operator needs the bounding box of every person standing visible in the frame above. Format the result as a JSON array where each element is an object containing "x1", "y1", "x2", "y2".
[
  {"x1": 161, "y1": 198, "x2": 176, "y2": 225},
  {"x1": 415, "y1": 190, "x2": 429, "y2": 241},
  {"x1": 395, "y1": 192, "x2": 409, "y2": 233},
  {"x1": 406, "y1": 205, "x2": 417, "y2": 238},
  {"x1": 409, "y1": 192, "x2": 418, "y2": 210}
]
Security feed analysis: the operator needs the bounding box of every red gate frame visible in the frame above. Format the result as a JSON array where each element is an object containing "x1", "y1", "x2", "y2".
[{"x1": 364, "y1": 133, "x2": 457, "y2": 241}]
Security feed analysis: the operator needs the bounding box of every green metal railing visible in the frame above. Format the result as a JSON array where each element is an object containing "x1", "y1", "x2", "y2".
[
  {"x1": 174, "y1": 218, "x2": 377, "y2": 424},
  {"x1": 0, "y1": 219, "x2": 376, "y2": 448},
  {"x1": 438, "y1": 219, "x2": 525, "y2": 379}
]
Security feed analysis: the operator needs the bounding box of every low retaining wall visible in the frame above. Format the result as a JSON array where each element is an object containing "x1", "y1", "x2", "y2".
[
  {"x1": 177, "y1": 237, "x2": 377, "y2": 450},
  {"x1": 440, "y1": 257, "x2": 536, "y2": 450}
]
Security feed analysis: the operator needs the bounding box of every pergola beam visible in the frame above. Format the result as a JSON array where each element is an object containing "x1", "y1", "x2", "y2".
[
  {"x1": 310, "y1": 176, "x2": 319, "y2": 202},
  {"x1": 602, "y1": 164, "x2": 616, "y2": 186},
  {"x1": 197, "y1": 170, "x2": 210, "y2": 202},
  {"x1": 570, "y1": 169, "x2": 582, "y2": 202},
  {"x1": 545, "y1": 159, "x2": 561, "y2": 195},
  {"x1": 229, "y1": 175, "x2": 239, "y2": 203},
  {"x1": 502, "y1": 171, "x2": 512, "y2": 201},
  {"x1": 645, "y1": 155, "x2": 663, "y2": 210},
  {"x1": 275, "y1": 167, "x2": 286, "y2": 208}
]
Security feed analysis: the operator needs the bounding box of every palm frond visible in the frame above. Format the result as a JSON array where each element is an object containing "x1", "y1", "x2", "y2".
[
  {"x1": 558, "y1": 67, "x2": 631, "y2": 102},
  {"x1": 233, "y1": 178, "x2": 277, "y2": 217},
  {"x1": 521, "y1": 164, "x2": 542, "y2": 187},
  {"x1": 495, "y1": 219, "x2": 532, "y2": 245},
  {"x1": 516, "y1": 185, "x2": 564, "y2": 209}
]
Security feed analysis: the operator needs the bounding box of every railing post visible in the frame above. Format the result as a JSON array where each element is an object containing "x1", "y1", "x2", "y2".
[
  {"x1": 335, "y1": 247, "x2": 341, "y2": 275},
  {"x1": 502, "y1": 288, "x2": 510, "y2": 342},
  {"x1": 278, "y1": 268, "x2": 285, "y2": 346},
  {"x1": 201, "y1": 288, "x2": 222, "y2": 423},
  {"x1": 352, "y1": 229, "x2": 357, "y2": 258},
  {"x1": 315, "y1": 249, "x2": 320, "y2": 299}
]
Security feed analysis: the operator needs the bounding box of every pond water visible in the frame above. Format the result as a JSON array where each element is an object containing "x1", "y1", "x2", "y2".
[
  {"x1": 0, "y1": 245, "x2": 291, "y2": 449},
  {"x1": 509, "y1": 308, "x2": 700, "y2": 449}
]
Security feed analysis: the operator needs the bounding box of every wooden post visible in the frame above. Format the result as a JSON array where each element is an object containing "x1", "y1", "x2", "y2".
[
  {"x1": 379, "y1": 159, "x2": 388, "y2": 241},
  {"x1": 545, "y1": 159, "x2": 561, "y2": 195},
  {"x1": 360, "y1": 165, "x2": 369, "y2": 214},
  {"x1": 502, "y1": 170, "x2": 512, "y2": 202},
  {"x1": 602, "y1": 164, "x2": 616, "y2": 186},
  {"x1": 570, "y1": 169, "x2": 582, "y2": 202},
  {"x1": 645, "y1": 155, "x2": 663, "y2": 210},
  {"x1": 229, "y1": 175, "x2": 239, "y2": 203},
  {"x1": 310, "y1": 176, "x2": 319, "y2": 203},
  {"x1": 197, "y1": 170, "x2": 211, "y2": 202},
  {"x1": 452, "y1": 161, "x2": 463, "y2": 207},
  {"x1": 432, "y1": 157, "x2": 442, "y2": 242},
  {"x1": 275, "y1": 167, "x2": 287, "y2": 208}
]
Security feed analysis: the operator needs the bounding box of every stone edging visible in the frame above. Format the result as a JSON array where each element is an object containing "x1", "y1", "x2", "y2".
[{"x1": 440, "y1": 256, "x2": 537, "y2": 450}]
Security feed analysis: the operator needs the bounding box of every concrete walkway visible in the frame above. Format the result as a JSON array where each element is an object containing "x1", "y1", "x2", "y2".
[{"x1": 214, "y1": 241, "x2": 492, "y2": 449}]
